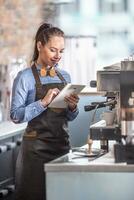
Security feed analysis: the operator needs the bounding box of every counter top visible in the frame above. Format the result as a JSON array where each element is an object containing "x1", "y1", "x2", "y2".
[
  {"x1": 0, "y1": 121, "x2": 27, "y2": 140},
  {"x1": 45, "y1": 150, "x2": 134, "y2": 173}
]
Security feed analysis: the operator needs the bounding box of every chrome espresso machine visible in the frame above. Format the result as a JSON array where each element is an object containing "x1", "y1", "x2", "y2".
[{"x1": 85, "y1": 59, "x2": 134, "y2": 164}]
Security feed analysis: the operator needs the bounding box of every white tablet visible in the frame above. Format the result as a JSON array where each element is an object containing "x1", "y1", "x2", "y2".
[{"x1": 48, "y1": 83, "x2": 85, "y2": 108}]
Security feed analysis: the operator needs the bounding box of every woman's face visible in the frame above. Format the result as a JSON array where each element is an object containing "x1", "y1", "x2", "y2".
[{"x1": 37, "y1": 36, "x2": 65, "y2": 67}]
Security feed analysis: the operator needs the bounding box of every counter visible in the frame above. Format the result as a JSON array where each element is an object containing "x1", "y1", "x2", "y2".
[
  {"x1": 0, "y1": 121, "x2": 26, "y2": 199},
  {"x1": 45, "y1": 150, "x2": 134, "y2": 172},
  {"x1": 45, "y1": 148, "x2": 134, "y2": 200},
  {"x1": 0, "y1": 121, "x2": 27, "y2": 140}
]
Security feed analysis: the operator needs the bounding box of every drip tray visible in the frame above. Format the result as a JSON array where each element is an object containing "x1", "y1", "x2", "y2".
[
  {"x1": 71, "y1": 147, "x2": 106, "y2": 161},
  {"x1": 48, "y1": 148, "x2": 106, "y2": 164}
]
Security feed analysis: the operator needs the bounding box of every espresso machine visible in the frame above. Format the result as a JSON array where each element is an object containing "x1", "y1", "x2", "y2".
[{"x1": 85, "y1": 59, "x2": 134, "y2": 163}]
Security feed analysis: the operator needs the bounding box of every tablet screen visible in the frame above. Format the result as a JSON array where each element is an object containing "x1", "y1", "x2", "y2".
[{"x1": 48, "y1": 84, "x2": 85, "y2": 108}]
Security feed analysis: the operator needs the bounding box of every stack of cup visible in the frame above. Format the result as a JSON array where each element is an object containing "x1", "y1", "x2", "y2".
[{"x1": 101, "y1": 110, "x2": 116, "y2": 126}]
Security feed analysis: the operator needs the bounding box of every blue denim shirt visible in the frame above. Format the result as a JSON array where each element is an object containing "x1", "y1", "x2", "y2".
[{"x1": 10, "y1": 65, "x2": 79, "y2": 123}]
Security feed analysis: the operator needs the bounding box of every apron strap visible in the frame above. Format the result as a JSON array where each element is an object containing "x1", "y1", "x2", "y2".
[
  {"x1": 31, "y1": 64, "x2": 42, "y2": 87},
  {"x1": 55, "y1": 69, "x2": 67, "y2": 85}
]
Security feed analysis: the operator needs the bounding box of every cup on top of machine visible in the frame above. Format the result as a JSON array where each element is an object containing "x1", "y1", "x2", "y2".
[{"x1": 101, "y1": 110, "x2": 116, "y2": 126}]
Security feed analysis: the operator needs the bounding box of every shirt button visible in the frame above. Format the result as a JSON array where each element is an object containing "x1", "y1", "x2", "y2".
[{"x1": 33, "y1": 107, "x2": 36, "y2": 112}]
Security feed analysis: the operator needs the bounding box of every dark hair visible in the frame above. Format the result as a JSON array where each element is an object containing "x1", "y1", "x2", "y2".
[{"x1": 32, "y1": 23, "x2": 65, "y2": 63}]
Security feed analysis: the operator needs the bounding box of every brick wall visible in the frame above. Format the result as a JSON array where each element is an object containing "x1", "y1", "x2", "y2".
[{"x1": 0, "y1": 0, "x2": 46, "y2": 65}]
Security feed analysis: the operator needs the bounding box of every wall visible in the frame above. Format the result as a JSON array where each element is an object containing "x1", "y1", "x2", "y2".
[
  {"x1": 0, "y1": 0, "x2": 45, "y2": 65},
  {"x1": 69, "y1": 94, "x2": 106, "y2": 147}
]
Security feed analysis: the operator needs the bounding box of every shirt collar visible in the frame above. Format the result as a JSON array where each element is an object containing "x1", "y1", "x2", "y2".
[{"x1": 35, "y1": 63, "x2": 58, "y2": 71}]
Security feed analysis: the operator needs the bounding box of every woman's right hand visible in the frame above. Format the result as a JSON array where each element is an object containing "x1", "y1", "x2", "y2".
[{"x1": 41, "y1": 88, "x2": 60, "y2": 107}]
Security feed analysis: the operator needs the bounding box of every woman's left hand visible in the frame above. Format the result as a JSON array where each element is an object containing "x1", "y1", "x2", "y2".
[{"x1": 64, "y1": 93, "x2": 79, "y2": 111}]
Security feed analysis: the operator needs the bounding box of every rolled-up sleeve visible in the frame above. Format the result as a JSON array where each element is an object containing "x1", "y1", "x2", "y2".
[{"x1": 66, "y1": 107, "x2": 79, "y2": 121}]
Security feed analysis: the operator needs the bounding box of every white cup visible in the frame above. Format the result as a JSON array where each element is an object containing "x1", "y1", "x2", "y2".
[{"x1": 101, "y1": 111, "x2": 116, "y2": 126}]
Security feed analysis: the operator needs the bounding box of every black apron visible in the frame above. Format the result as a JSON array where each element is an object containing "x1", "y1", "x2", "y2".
[{"x1": 15, "y1": 64, "x2": 70, "y2": 200}]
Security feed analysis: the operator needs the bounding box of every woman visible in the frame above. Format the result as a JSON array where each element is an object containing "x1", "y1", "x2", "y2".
[{"x1": 10, "y1": 23, "x2": 79, "y2": 200}]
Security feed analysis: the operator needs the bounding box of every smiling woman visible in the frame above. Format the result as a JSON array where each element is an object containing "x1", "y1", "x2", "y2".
[{"x1": 10, "y1": 23, "x2": 80, "y2": 200}]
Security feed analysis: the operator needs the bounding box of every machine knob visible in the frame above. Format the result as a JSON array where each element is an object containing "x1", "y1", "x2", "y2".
[
  {"x1": 16, "y1": 138, "x2": 22, "y2": 146},
  {"x1": 0, "y1": 189, "x2": 8, "y2": 197},
  {"x1": 0, "y1": 145, "x2": 8, "y2": 153},
  {"x1": 90, "y1": 80, "x2": 97, "y2": 88},
  {"x1": 5, "y1": 142, "x2": 16, "y2": 150},
  {"x1": 6, "y1": 184, "x2": 15, "y2": 193}
]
